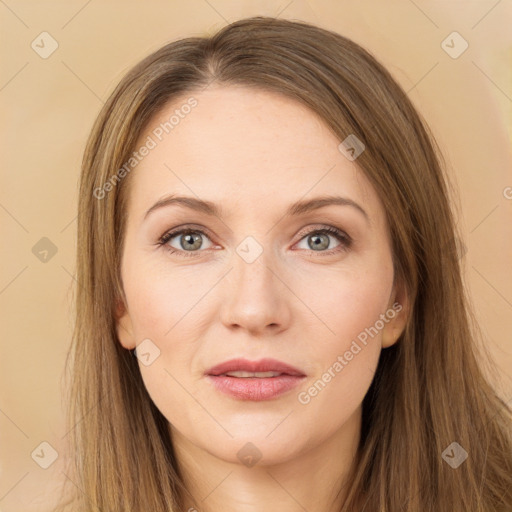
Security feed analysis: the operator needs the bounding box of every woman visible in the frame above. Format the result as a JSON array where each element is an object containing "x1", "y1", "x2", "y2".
[{"x1": 56, "y1": 16, "x2": 512, "y2": 512}]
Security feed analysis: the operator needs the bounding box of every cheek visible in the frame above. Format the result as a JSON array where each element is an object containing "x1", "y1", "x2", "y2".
[
  {"x1": 308, "y1": 261, "x2": 394, "y2": 349},
  {"x1": 122, "y1": 263, "x2": 212, "y2": 399},
  {"x1": 294, "y1": 287, "x2": 387, "y2": 436},
  {"x1": 123, "y1": 259, "x2": 208, "y2": 340},
  {"x1": 123, "y1": 267, "x2": 203, "y2": 424},
  {"x1": 298, "y1": 346, "x2": 379, "y2": 439},
  {"x1": 298, "y1": 263, "x2": 392, "y2": 409}
]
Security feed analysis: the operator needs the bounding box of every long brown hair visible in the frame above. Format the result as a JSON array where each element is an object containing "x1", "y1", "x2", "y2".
[{"x1": 56, "y1": 16, "x2": 512, "y2": 511}]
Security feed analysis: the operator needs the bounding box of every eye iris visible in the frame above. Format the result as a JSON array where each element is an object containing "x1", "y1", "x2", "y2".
[
  {"x1": 308, "y1": 233, "x2": 329, "y2": 251},
  {"x1": 181, "y1": 232, "x2": 202, "y2": 251}
]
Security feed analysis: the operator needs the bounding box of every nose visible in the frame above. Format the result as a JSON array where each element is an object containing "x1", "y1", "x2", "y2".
[{"x1": 219, "y1": 252, "x2": 291, "y2": 336}]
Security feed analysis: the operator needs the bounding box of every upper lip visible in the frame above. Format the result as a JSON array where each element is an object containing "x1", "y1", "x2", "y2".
[{"x1": 206, "y1": 358, "x2": 305, "y2": 377}]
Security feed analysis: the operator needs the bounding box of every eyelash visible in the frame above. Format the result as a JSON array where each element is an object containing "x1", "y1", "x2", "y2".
[{"x1": 157, "y1": 224, "x2": 352, "y2": 259}]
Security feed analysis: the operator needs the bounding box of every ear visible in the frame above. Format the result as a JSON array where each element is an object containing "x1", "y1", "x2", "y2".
[
  {"x1": 114, "y1": 298, "x2": 136, "y2": 350},
  {"x1": 381, "y1": 276, "x2": 410, "y2": 349}
]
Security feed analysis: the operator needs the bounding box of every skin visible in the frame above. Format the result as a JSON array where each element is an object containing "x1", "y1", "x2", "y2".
[{"x1": 116, "y1": 85, "x2": 409, "y2": 512}]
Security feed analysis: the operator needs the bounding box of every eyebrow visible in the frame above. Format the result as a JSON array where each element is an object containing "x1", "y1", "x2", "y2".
[{"x1": 144, "y1": 194, "x2": 369, "y2": 223}]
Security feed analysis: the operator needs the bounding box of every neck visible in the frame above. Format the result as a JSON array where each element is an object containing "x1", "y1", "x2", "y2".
[{"x1": 171, "y1": 406, "x2": 362, "y2": 512}]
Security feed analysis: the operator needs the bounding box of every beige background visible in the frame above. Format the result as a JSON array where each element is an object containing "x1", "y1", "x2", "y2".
[{"x1": 1, "y1": 1, "x2": 511, "y2": 510}]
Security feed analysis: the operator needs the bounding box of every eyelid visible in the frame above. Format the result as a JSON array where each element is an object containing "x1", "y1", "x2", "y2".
[{"x1": 294, "y1": 224, "x2": 350, "y2": 243}]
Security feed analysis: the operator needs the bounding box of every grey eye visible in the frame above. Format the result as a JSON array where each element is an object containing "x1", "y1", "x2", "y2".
[
  {"x1": 296, "y1": 232, "x2": 341, "y2": 251},
  {"x1": 168, "y1": 231, "x2": 213, "y2": 251}
]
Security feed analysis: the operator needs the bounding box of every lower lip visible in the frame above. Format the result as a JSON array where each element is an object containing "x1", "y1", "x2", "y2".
[{"x1": 207, "y1": 375, "x2": 305, "y2": 401}]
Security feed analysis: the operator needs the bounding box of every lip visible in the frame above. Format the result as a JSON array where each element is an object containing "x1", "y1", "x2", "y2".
[
  {"x1": 206, "y1": 358, "x2": 305, "y2": 377},
  {"x1": 205, "y1": 358, "x2": 306, "y2": 401}
]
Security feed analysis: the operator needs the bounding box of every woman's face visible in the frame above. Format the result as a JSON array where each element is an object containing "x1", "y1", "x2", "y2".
[{"x1": 116, "y1": 85, "x2": 408, "y2": 466}]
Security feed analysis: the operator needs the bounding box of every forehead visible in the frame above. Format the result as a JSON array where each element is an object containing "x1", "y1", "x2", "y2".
[{"x1": 126, "y1": 85, "x2": 382, "y2": 223}]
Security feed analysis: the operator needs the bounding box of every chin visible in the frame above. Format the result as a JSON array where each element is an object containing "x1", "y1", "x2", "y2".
[{"x1": 203, "y1": 430, "x2": 309, "y2": 467}]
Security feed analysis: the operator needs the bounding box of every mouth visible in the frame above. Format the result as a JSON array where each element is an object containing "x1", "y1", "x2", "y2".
[{"x1": 205, "y1": 358, "x2": 306, "y2": 401}]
